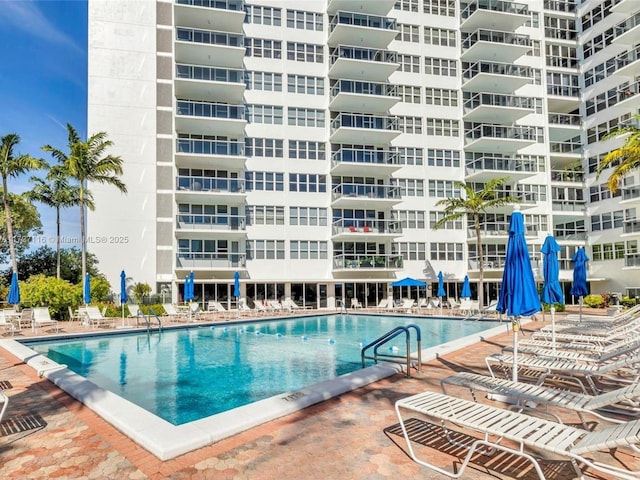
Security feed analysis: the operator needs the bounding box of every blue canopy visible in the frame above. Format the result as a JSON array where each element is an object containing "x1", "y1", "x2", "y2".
[
  {"x1": 83, "y1": 273, "x2": 91, "y2": 305},
  {"x1": 184, "y1": 272, "x2": 194, "y2": 302},
  {"x1": 233, "y1": 271, "x2": 241, "y2": 298},
  {"x1": 7, "y1": 272, "x2": 20, "y2": 305},
  {"x1": 461, "y1": 275, "x2": 472, "y2": 299},
  {"x1": 570, "y1": 247, "x2": 589, "y2": 297},
  {"x1": 390, "y1": 277, "x2": 426, "y2": 287},
  {"x1": 437, "y1": 271, "x2": 446, "y2": 297},
  {"x1": 496, "y1": 211, "x2": 541, "y2": 317},
  {"x1": 120, "y1": 270, "x2": 128, "y2": 304},
  {"x1": 541, "y1": 235, "x2": 564, "y2": 305}
]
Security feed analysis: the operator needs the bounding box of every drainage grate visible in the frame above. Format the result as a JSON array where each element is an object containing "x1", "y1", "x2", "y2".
[{"x1": 0, "y1": 414, "x2": 46, "y2": 436}]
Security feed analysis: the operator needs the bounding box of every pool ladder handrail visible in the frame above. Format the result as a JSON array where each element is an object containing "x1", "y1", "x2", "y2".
[
  {"x1": 138, "y1": 308, "x2": 163, "y2": 332},
  {"x1": 361, "y1": 324, "x2": 422, "y2": 377}
]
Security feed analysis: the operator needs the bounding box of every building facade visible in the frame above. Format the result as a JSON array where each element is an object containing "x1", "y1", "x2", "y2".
[{"x1": 87, "y1": 0, "x2": 640, "y2": 309}]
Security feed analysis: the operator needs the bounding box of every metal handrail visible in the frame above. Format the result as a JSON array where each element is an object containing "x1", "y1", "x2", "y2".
[{"x1": 361, "y1": 324, "x2": 422, "y2": 377}]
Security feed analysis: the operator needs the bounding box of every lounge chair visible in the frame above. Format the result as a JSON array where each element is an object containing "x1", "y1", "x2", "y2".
[
  {"x1": 162, "y1": 303, "x2": 188, "y2": 322},
  {"x1": 83, "y1": 306, "x2": 113, "y2": 328},
  {"x1": 0, "y1": 310, "x2": 16, "y2": 336},
  {"x1": 414, "y1": 298, "x2": 428, "y2": 312},
  {"x1": 17, "y1": 308, "x2": 32, "y2": 331},
  {"x1": 350, "y1": 298, "x2": 363, "y2": 309},
  {"x1": 283, "y1": 298, "x2": 305, "y2": 311},
  {"x1": 210, "y1": 301, "x2": 232, "y2": 319},
  {"x1": 0, "y1": 389, "x2": 8, "y2": 423},
  {"x1": 440, "y1": 371, "x2": 640, "y2": 427},
  {"x1": 375, "y1": 299, "x2": 388, "y2": 312},
  {"x1": 127, "y1": 304, "x2": 142, "y2": 318},
  {"x1": 400, "y1": 299, "x2": 415, "y2": 313},
  {"x1": 32, "y1": 307, "x2": 59, "y2": 333},
  {"x1": 395, "y1": 390, "x2": 640, "y2": 480}
]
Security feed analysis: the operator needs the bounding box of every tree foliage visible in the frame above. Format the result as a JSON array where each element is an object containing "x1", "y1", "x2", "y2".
[
  {"x1": 598, "y1": 114, "x2": 640, "y2": 193},
  {"x1": 132, "y1": 282, "x2": 152, "y2": 303},
  {"x1": 0, "y1": 193, "x2": 42, "y2": 264}
]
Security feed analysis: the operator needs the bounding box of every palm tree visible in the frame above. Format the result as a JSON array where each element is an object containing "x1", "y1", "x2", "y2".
[
  {"x1": 42, "y1": 124, "x2": 127, "y2": 283},
  {"x1": 26, "y1": 165, "x2": 83, "y2": 279},
  {"x1": 597, "y1": 114, "x2": 640, "y2": 193},
  {"x1": 433, "y1": 178, "x2": 519, "y2": 310},
  {"x1": 0, "y1": 133, "x2": 48, "y2": 273}
]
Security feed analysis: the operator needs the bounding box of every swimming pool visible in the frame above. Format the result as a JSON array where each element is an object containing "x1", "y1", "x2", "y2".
[{"x1": 2, "y1": 313, "x2": 508, "y2": 460}]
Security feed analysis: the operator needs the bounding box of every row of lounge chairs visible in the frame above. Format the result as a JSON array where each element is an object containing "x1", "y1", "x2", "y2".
[
  {"x1": 0, "y1": 307, "x2": 59, "y2": 335},
  {"x1": 394, "y1": 304, "x2": 640, "y2": 479}
]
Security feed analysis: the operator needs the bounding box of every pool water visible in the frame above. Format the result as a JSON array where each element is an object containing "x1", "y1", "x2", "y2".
[{"x1": 28, "y1": 314, "x2": 500, "y2": 425}]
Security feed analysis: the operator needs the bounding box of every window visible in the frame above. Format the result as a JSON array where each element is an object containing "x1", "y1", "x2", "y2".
[
  {"x1": 396, "y1": 23, "x2": 419, "y2": 43},
  {"x1": 428, "y1": 180, "x2": 459, "y2": 198},
  {"x1": 288, "y1": 174, "x2": 327, "y2": 192},
  {"x1": 430, "y1": 242, "x2": 464, "y2": 261},
  {"x1": 245, "y1": 137, "x2": 284, "y2": 157},
  {"x1": 247, "y1": 240, "x2": 285, "y2": 260},
  {"x1": 397, "y1": 116, "x2": 423, "y2": 134},
  {"x1": 287, "y1": 75, "x2": 324, "y2": 95},
  {"x1": 425, "y1": 88, "x2": 458, "y2": 106},
  {"x1": 591, "y1": 210, "x2": 624, "y2": 231},
  {"x1": 290, "y1": 207, "x2": 328, "y2": 226},
  {"x1": 396, "y1": 147, "x2": 423, "y2": 165},
  {"x1": 423, "y1": 0, "x2": 455, "y2": 16},
  {"x1": 290, "y1": 240, "x2": 328, "y2": 260},
  {"x1": 589, "y1": 184, "x2": 620, "y2": 202},
  {"x1": 429, "y1": 211, "x2": 462, "y2": 230},
  {"x1": 245, "y1": 38, "x2": 282, "y2": 58},
  {"x1": 424, "y1": 27, "x2": 456, "y2": 47},
  {"x1": 288, "y1": 140, "x2": 326, "y2": 160},
  {"x1": 245, "y1": 71, "x2": 282, "y2": 92},
  {"x1": 584, "y1": 85, "x2": 619, "y2": 116},
  {"x1": 424, "y1": 57, "x2": 457, "y2": 76},
  {"x1": 396, "y1": 178, "x2": 424, "y2": 196},
  {"x1": 398, "y1": 54, "x2": 420, "y2": 73},
  {"x1": 396, "y1": 84, "x2": 421, "y2": 104},
  {"x1": 397, "y1": 242, "x2": 427, "y2": 261},
  {"x1": 246, "y1": 104, "x2": 283, "y2": 124},
  {"x1": 426, "y1": 118, "x2": 459, "y2": 137},
  {"x1": 394, "y1": 0, "x2": 418, "y2": 12},
  {"x1": 587, "y1": 114, "x2": 631, "y2": 144},
  {"x1": 287, "y1": 42, "x2": 323, "y2": 63},
  {"x1": 286, "y1": 9, "x2": 323, "y2": 31},
  {"x1": 245, "y1": 171, "x2": 284, "y2": 191},
  {"x1": 287, "y1": 108, "x2": 325, "y2": 127},
  {"x1": 591, "y1": 242, "x2": 627, "y2": 261},
  {"x1": 245, "y1": 5, "x2": 282, "y2": 26},
  {"x1": 427, "y1": 149, "x2": 460, "y2": 167},
  {"x1": 397, "y1": 210, "x2": 426, "y2": 229},
  {"x1": 246, "y1": 205, "x2": 285, "y2": 225}
]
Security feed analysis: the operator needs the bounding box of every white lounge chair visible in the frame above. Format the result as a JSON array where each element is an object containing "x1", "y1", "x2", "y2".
[
  {"x1": 375, "y1": 299, "x2": 388, "y2": 312},
  {"x1": 0, "y1": 310, "x2": 16, "y2": 336},
  {"x1": 162, "y1": 303, "x2": 188, "y2": 322},
  {"x1": 32, "y1": 307, "x2": 59, "y2": 333},
  {"x1": 350, "y1": 298, "x2": 363, "y2": 309},
  {"x1": 127, "y1": 304, "x2": 142, "y2": 318},
  {"x1": 83, "y1": 306, "x2": 113, "y2": 328},
  {"x1": 440, "y1": 371, "x2": 640, "y2": 427},
  {"x1": 395, "y1": 390, "x2": 640, "y2": 480},
  {"x1": 0, "y1": 389, "x2": 8, "y2": 423}
]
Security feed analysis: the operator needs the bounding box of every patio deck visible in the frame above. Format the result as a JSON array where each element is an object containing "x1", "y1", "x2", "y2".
[{"x1": 0, "y1": 308, "x2": 637, "y2": 479}]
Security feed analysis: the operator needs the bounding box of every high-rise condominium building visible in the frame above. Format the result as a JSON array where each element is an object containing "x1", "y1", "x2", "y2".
[{"x1": 87, "y1": 0, "x2": 640, "y2": 309}]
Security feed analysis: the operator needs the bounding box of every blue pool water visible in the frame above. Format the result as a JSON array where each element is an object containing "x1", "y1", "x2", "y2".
[{"x1": 27, "y1": 314, "x2": 500, "y2": 425}]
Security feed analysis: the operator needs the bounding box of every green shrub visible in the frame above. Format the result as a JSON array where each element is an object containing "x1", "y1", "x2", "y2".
[
  {"x1": 21, "y1": 274, "x2": 77, "y2": 320},
  {"x1": 621, "y1": 296, "x2": 638, "y2": 308},
  {"x1": 583, "y1": 294, "x2": 604, "y2": 308},
  {"x1": 541, "y1": 303, "x2": 565, "y2": 312}
]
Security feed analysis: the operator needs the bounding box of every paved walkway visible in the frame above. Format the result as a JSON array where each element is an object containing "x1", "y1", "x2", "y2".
[{"x1": 0, "y1": 310, "x2": 637, "y2": 479}]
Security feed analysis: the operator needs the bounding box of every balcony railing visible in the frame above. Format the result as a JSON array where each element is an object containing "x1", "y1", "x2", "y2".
[
  {"x1": 466, "y1": 156, "x2": 539, "y2": 174},
  {"x1": 553, "y1": 230, "x2": 587, "y2": 241},
  {"x1": 552, "y1": 200, "x2": 586, "y2": 212},
  {"x1": 543, "y1": 0, "x2": 577, "y2": 13},
  {"x1": 176, "y1": 214, "x2": 246, "y2": 231},
  {"x1": 465, "y1": 124, "x2": 540, "y2": 142},
  {"x1": 545, "y1": 26, "x2": 577, "y2": 40},
  {"x1": 176, "y1": 138, "x2": 245, "y2": 157},
  {"x1": 469, "y1": 256, "x2": 540, "y2": 271},
  {"x1": 176, "y1": 64, "x2": 244, "y2": 83},
  {"x1": 493, "y1": 189, "x2": 541, "y2": 203},
  {"x1": 468, "y1": 223, "x2": 538, "y2": 238},
  {"x1": 331, "y1": 183, "x2": 401, "y2": 200},
  {"x1": 462, "y1": 60, "x2": 535, "y2": 81},
  {"x1": 463, "y1": 92, "x2": 537, "y2": 111},
  {"x1": 176, "y1": 100, "x2": 245, "y2": 120},
  {"x1": 550, "y1": 140, "x2": 581, "y2": 154},
  {"x1": 546, "y1": 55, "x2": 578, "y2": 69},
  {"x1": 332, "y1": 218, "x2": 402, "y2": 235},
  {"x1": 624, "y1": 219, "x2": 640, "y2": 234},
  {"x1": 547, "y1": 84, "x2": 580, "y2": 97},
  {"x1": 176, "y1": 0, "x2": 243, "y2": 11},
  {"x1": 614, "y1": 10, "x2": 640, "y2": 39},
  {"x1": 331, "y1": 113, "x2": 398, "y2": 132},
  {"x1": 461, "y1": 0, "x2": 528, "y2": 19},
  {"x1": 550, "y1": 170, "x2": 584, "y2": 182},
  {"x1": 176, "y1": 27, "x2": 243, "y2": 47},
  {"x1": 330, "y1": 80, "x2": 397, "y2": 98},
  {"x1": 331, "y1": 147, "x2": 400, "y2": 166},
  {"x1": 333, "y1": 254, "x2": 403, "y2": 270},
  {"x1": 330, "y1": 45, "x2": 397, "y2": 64},
  {"x1": 176, "y1": 176, "x2": 246, "y2": 193},
  {"x1": 330, "y1": 11, "x2": 396, "y2": 31},
  {"x1": 622, "y1": 186, "x2": 640, "y2": 201},
  {"x1": 462, "y1": 29, "x2": 531, "y2": 50},
  {"x1": 615, "y1": 44, "x2": 640, "y2": 71},
  {"x1": 177, "y1": 253, "x2": 246, "y2": 269},
  {"x1": 548, "y1": 113, "x2": 580, "y2": 126}
]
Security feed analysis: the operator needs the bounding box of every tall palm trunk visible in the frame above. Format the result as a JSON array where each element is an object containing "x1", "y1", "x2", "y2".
[
  {"x1": 474, "y1": 212, "x2": 484, "y2": 310},
  {"x1": 80, "y1": 190, "x2": 86, "y2": 283},
  {"x1": 2, "y1": 176, "x2": 17, "y2": 273},
  {"x1": 55, "y1": 206, "x2": 61, "y2": 279}
]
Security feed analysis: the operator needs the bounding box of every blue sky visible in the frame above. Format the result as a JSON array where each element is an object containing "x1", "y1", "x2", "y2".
[{"x1": 0, "y1": 0, "x2": 87, "y2": 245}]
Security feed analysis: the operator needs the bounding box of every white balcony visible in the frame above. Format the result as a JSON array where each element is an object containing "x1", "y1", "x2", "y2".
[
  {"x1": 331, "y1": 183, "x2": 401, "y2": 209},
  {"x1": 549, "y1": 140, "x2": 582, "y2": 168},
  {"x1": 613, "y1": 12, "x2": 640, "y2": 46},
  {"x1": 332, "y1": 254, "x2": 403, "y2": 273},
  {"x1": 175, "y1": 139, "x2": 246, "y2": 170},
  {"x1": 329, "y1": 46, "x2": 399, "y2": 82},
  {"x1": 465, "y1": 156, "x2": 539, "y2": 182},
  {"x1": 462, "y1": 61, "x2": 533, "y2": 94},
  {"x1": 174, "y1": 0, "x2": 244, "y2": 33},
  {"x1": 461, "y1": 29, "x2": 531, "y2": 63},
  {"x1": 463, "y1": 92, "x2": 535, "y2": 122},
  {"x1": 331, "y1": 219, "x2": 402, "y2": 241},
  {"x1": 329, "y1": 80, "x2": 399, "y2": 114},
  {"x1": 330, "y1": 113, "x2": 400, "y2": 145},
  {"x1": 612, "y1": 0, "x2": 640, "y2": 14},
  {"x1": 328, "y1": 12, "x2": 397, "y2": 49},
  {"x1": 327, "y1": 0, "x2": 395, "y2": 16},
  {"x1": 620, "y1": 186, "x2": 640, "y2": 206},
  {"x1": 464, "y1": 124, "x2": 539, "y2": 153},
  {"x1": 175, "y1": 64, "x2": 245, "y2": 103},
  {"x1": 615, "y1": 45, "x2": 640, "y2": 78},
  {"x1": 460, "y1": 0, "x2": 529, "y2": 32},
  {"x1": 546, "y1": 85, "x2": 581, "y2": 114},
  {"x1": 176, "y1": 214, "x2": 246, "y2": 241},
  {"x1": 175, "y1": 100, "x2": 246, "y2": 137},
  {"x1": 175, "y1": 28, "x2": 244, "y2": 68},
  {"x1": 176, "y1": 176, "x2": 246, "y2": 204},
  {"x1": 330, "y1": 147, "x2": 402, "y2": 175},
  {"x1": 176, "y1": 253, "x2": 246, "y2": 274},
  {"x1": 547, "y1": 113, "x2": 581, "y2": 141}
]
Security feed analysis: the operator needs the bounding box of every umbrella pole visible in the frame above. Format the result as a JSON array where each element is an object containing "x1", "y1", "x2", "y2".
[
  {"x1": 512, "y1": 317, "x2": 519, "y2": 383},
  {"x1": 579, "y1": 296, "x2": 583, "y2": 322},
  {"x1": 550, "y1": 306, "x2": 556, "y2": 354},
  {"x1": 121, "y1": 304, "x2": 125, "y2": 328},
  {"x1": 439, "y1": 296, "x2": 442, "y2": 316}
]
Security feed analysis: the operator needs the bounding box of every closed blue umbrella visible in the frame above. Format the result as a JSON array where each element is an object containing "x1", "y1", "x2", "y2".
[
  {"x1": 189, "y1": 271, "x2": 195, "y2": 301},
  {"x1": 184, "y1": 274, "x2": 193, "y2": 302},
  {"x1": 461, "y1": 275, "x2": 472, "y2": 299},
  {"x1": 496, "y1": 209, "x2": 541, "y2": 381},
  {"x1": 83, "y1": 273, "x2": 91, "y2": 305},
  {"x1": 120, "y1": 270, "x2": 128, "y2": 326},
  {"x1": 233, "y1": 271, "x2": 241, "y2": 298},
  {"x1": 570, "y1": 247, "x2": 589, "y2": 321},
  {"x1": 541, "y1": 235, "x2": 564, "y2": 352},
  {"x1": 437, "y1": 271, "x2": 446, "y2": 314},
  {"x1": 7, "y1": 272, "x2": 20, "y2": 306}
]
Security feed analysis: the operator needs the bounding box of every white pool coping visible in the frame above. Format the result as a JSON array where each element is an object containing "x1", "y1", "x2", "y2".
[{"x1": 0, "y1": 318, "x2": 515, "y2": 460}]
